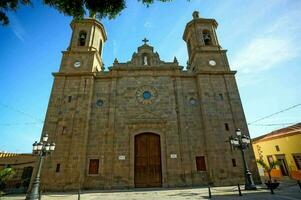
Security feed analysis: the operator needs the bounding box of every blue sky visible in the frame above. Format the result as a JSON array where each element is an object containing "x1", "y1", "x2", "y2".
[{"x1": 0, "y1": 0, "x2": 300, "y2": 153}]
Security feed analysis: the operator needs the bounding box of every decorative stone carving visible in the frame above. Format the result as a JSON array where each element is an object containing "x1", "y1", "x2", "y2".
[{"x1": 136, "y1": 86, "x2": 158, "y2": 105}]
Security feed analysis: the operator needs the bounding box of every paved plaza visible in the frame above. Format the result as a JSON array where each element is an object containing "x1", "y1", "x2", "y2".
[{"x1": 1, "y1": 184, "x2": 301, "y2": 200}]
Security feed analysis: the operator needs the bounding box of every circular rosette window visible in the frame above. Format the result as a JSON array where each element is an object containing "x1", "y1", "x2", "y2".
[{"x1": 136, "y1": 86, "x2": 157, "y2": 105}]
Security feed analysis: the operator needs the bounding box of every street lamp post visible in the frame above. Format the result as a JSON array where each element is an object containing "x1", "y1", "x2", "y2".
[
  {"x1": 27, "y1": 134, "x2": 55, "y2": 200},
  {"x1": 229, "y1": 129, "x2": 257, "y2": 190}
]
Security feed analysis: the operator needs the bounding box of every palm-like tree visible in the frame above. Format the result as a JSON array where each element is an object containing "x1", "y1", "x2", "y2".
[
  {"x1": 257, "y1": 159, "x2": 280, "y2": 183},
  {"x1": 0, "y1": 166, "x2": 15, "y2": 194}
]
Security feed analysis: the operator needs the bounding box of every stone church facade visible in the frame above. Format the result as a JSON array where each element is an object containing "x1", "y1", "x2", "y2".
[{"x1": 40, "y1": 11, "x2": 259, "y2": 191}]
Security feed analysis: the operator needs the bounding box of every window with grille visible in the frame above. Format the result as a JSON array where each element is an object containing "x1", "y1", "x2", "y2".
[
  {"x1": 293, "y1": 154, "x2": 301, "y2": 170},
  {"x1": 196, "y1": 156, "x2": 206, "y2": 171},
  {"x1": 267, "y1": 155, "x2": 274, "y2": 167},
  {"x1": 89, "y1": 159, "x2": 99, "y2": 174}
]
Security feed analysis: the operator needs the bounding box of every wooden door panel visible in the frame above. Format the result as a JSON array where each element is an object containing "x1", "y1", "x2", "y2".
[{"x1": 135, "y1": 133, "x2": 162, "y2": 187}]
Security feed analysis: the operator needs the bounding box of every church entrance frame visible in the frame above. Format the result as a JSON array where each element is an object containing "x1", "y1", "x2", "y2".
[{"x1": 134, "y1": 132, "x2": 162, "y2": 187}]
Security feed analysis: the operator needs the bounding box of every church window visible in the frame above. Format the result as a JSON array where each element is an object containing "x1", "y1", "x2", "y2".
[
  {"x1": 136, "y1": 86, "x2": 157, "y2": 105},
  {"x1": 96, "y1": 99, "x2": 104, "y2": 107},
  {"x1": 218, "y1": 93, "x2": 224, "y2": 100},
  {"x1": 196, "y1": 156, "x2": 206, "y2": 171},
  {"x1": 88, "y1": 159, "x2": 99, "y2": 174},
  {"x1": 189, "y1": 98, "x2": 197, "y2": 105},
  {"x1": 68, "y1": 96, "x2": 72, "y2": 102},
  {"x1": 232, "y1": 159, "x2": 237, "y2": 167},
  {"x1": 62, "y1": 126, "x2": 66, "y2": 135},
  {"x1": 56, "y1": 163, "x2": 61, "y2": 172},
  {"x1": 78, "y1": 31, "x2": 87, "y2": 46},
  {"x1": 202, "y1": 30, "x2": 212, "y2": 45},
  {"x1": 143, "y1": 91, "x2": 152, "y2": 100},
  {"x1": 275, "y1": 145, "x2": 280, "y2": 151},
  {"x1": 225, "y1": 123, "x2": 229, "y2": 131}
]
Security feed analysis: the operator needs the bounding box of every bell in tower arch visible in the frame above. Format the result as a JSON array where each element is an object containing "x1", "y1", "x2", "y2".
[
  {"x1": 78, "y1": 31, "x2": 87, "y2": 46},
  {"x1": 202, "y1": 30, "x2": 212, "y2": 46}
]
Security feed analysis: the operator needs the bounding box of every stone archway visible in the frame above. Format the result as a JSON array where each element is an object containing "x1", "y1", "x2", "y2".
[{"x1": 134, "y1": 133, "x2": 162, "y2": 187}]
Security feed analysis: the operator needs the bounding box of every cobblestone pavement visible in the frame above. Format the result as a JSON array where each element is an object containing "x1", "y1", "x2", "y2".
[{"x1": 1, "y1": 184, "x2": 301, "y2": 200}]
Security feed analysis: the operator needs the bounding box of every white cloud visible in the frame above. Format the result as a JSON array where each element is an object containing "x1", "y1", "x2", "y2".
[
  {"x1": 9, "y1": 13, "x2": 26, "y2": 43},
  {"x1": 231, "y1": 3, "x2": 301, "y2": 75},
  {"x1": 232, "y1": 37, "x2": 299, "y2": 73}
]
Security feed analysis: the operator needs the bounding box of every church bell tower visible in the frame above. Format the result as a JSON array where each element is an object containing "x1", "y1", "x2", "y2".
[
  {"x1": 40, "y1": 17, "x2": 107, "y2": 191},
  {"x1": 59, "y1": 18, "x2": 107, "y2": 73},
  {"x1": 183, "y1": 11, "x2": 230, "y2": 72}
]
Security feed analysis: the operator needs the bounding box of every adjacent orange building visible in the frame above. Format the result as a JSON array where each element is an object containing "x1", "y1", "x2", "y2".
[{"x1": 252, "y1": 123, "x2": 301, "y2": 181}]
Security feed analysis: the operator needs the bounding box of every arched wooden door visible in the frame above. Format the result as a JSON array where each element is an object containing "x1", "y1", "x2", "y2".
[{"x1": 134, "y1": 133, "x2": 162, "y2": 187}]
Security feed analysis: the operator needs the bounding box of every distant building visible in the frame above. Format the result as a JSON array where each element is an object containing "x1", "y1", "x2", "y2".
[
  {"x1": 39, "y1": 11, "x2": 260, "y2": 191},
  {"x1": 252, "y1": 123, "x2": 301, "y2": 180},
  {"x1": 0, "y1": 153, "x2": 36, "y2": 193}
]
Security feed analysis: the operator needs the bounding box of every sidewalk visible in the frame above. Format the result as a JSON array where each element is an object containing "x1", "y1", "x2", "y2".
[{"x1": 1, "y1": 184, "x2": 300, "y2": 200}]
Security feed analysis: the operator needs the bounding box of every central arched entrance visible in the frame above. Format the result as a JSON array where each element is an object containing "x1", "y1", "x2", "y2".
[{"x1": 134, "y1": 133, "x2": 162, "y2": 187}]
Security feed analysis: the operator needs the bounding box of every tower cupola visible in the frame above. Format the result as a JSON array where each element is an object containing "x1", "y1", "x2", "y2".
[
  {"x1": 183, "y1": 11, "x2": 230, "y2": 72},
  {"x1": 59, "y1": 17, "x2": 107, "y2": 73}
]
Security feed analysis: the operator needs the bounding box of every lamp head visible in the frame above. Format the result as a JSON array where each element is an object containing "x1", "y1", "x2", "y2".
[
  {"x1": 42, "y1": 134, "x2": 49, "y2": 142},
  {"x1": 45, "y1": 143, "x2": 50, "y2": 151},
  {"x1": 32, "y1": 141, "x2": 38, "y2": 151},
  {"x1": 50, "y1": 143, "x2": 55, "y2": 151},
  {"x1": 37, "y1": 142, "x2": 43, "y2": 151},
  {"x1": 236, "y1": 129, "x2": 242, "y2": 136}
]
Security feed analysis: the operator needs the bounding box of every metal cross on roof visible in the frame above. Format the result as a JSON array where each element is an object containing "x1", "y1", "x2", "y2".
[{"x1": 142, "y1": 38, "x2": 149, "y2": 44}]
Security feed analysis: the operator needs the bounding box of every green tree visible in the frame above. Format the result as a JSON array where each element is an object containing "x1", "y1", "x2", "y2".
[
  {"x1": 0, "y1": 166, "x2": 15, "y2": 195},
  {"x1": 256, "y1": 159, "x2": 280, "y2": 183},
  {"x1": 0, "y1": 0, "x2": 173, "y2": 26}
]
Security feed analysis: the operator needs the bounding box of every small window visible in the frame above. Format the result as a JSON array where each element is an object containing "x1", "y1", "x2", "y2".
[
  {"x1": 62, "y1": 126, "x2": 66, "y2": 135},
  {"x1": 78, "y1": 31, "x2": 87, "y2": 46},
  {"x1": 96, "y1": 99, "x2": 104, "y2": 107},
  {"x1": 89, "y1": 159, "x2": 99, "y2": 174},
  {"x1": 293, "y1": 154, "x2": 301, "y2": 170},
  {"x1": 196, "y1": 156, "x2": 206, "y2": 171},
  {"x1": 68, "y1": 96, "x2": 72, "y2": 102},
  {"x1": 99, "y1": 40, "x2": 102, "y2": 56},
  {"x1": 225, "y1": 123, "x2": 229, "y2": 131},
  {"x1": 232, "y1": 159, "x2": 237, "y2": 167},
  {"x1": 56, "y1": 163, "x2": 60, "y2": 172},
  {"x1": 275, "y1": 145, "x2": 280, "y2": 151},
  {"x1": 219, "y1": 93, "x2": 224, "y2": 100}
]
